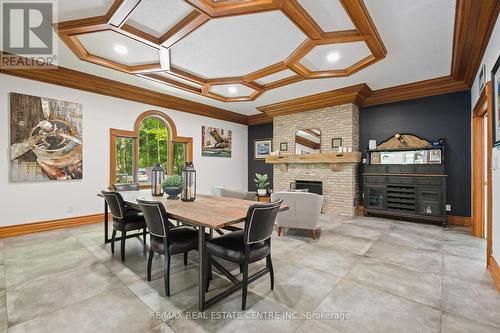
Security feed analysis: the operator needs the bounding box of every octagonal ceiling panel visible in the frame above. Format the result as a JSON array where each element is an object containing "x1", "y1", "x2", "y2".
[
  {"x1": 77, "y1": 30, "x2": 160, "y2": 66},
  {"x1": 300, "y1": 42, "x2": 372, "y2": 71},
  {"x1": 57, "y1": 0, "x2": 114, "y2": 22},
  {"x1": 170, "y1": 11, "x2": 307, "y2": 78},
  {"x1": 254, "y1": 69, "x2": 298, "y2": 85},
  {"x1": 209, "y1": 84, "x2": 255, "y2": 98},
  {"x1": 297, "y1": 0, "x2": 355, "y2": 32},
  {"x1": 126, "y1": 0, "x2": 194, "y2": 38}
]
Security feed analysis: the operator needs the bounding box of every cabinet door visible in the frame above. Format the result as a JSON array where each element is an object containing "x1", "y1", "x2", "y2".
[
  {"x1": 417, "y1": 187, "x2": 444, "y2": 217},
  {"x1": 365, "y1": 185, "x2": 386, "y2": 210}
]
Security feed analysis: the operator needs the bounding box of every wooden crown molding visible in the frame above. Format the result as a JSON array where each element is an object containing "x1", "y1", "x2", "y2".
[
  {"x1": 252, "y1": 75, "x2": 469, "y2": 122},
  {"x1": 247, "y1": 113, "x2": 273, "y2": 126},
  {"x1": 363, "y1": 76, "x2": 469, "y2": 107},
  {"x1": 53, "y1": 0, "x2": 385, "y2": 102},
  {"x1": 0, "y1": 52, "x2": 248, "y2": 125},
  {"x1": 451, "y1": 0, "x2": 500, "y2": 87},
  {"x1": 257, "y1": 83, "x2": 372, "y2": 117}
]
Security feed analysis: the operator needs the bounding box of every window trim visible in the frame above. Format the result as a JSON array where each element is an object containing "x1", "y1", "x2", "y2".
[{"x1": 110, "y1": 110, "x2": 193, "y2": 188}]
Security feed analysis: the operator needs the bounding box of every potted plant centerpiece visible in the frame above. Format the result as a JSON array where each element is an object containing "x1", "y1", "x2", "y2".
[
  {"x1": 254, "y1": 173, "x2": 270, "y2": 196},
  {"x1": 161, "y1": 174, "x2": 182, "y2": 199}
]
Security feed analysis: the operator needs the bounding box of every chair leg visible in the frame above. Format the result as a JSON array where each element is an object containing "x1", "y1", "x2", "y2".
[
  {"x1": 239, "y1": 264, "x2": 243, "y2": 274},
  {"x1": 242, "y1": 261, "x2": 249, "y2": 310},
  {"x1": 164, "y1": 254, "x2": 171, "y2": 297},
  {"x1": 147, "y1": 249, "x2": 154, "y2": 281},
  {"x1": 267, "y1": 254, "x2": 274, "y2": 290},
  {"x1": 311, "y1": 229, "x2": 317, "y2": 240},
  {"x1": 111, "y1": 229, "x2": 116, "y2": 254},
  {"x1": 143, "y1": 228, "x2": 147, "y2": 246},
  {"x1": 120, "y1": 231, "x2": 126, "y2": 262},
  {"x1": 183, "y1": 251, "x2": 188, "y2": 266},
  {"x1": 277, "y1": 227, "x2": 283, "y2": 236}
]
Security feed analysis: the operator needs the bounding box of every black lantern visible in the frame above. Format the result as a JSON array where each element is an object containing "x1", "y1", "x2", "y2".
[
  {"x1": 181, "y1": 162, "x2": 196, "y2": 201},
  {"x1": 151, "y1": 164, "x2": 165, "y2": 196}
]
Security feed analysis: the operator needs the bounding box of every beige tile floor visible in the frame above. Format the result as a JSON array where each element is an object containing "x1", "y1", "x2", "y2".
[{"x1": 1, "y1": 215, "x2": 500, "y2": 333}]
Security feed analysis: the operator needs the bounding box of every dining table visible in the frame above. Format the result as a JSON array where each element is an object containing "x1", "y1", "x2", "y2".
[{"x1": 97, "y1": 189, "x2": 288, "y2": 311}]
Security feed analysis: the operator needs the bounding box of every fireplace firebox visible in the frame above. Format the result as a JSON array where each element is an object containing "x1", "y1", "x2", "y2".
[{"x1": 293, "y1": 180, "x2": 323, "y2": 195}]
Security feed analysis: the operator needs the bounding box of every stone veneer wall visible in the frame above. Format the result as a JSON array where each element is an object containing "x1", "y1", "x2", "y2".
[{"x1": 273, "y1": 103, "x2": 359, "y2": 216}]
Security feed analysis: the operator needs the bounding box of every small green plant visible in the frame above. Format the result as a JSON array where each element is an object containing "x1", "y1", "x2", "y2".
[
  {"x1": 161, "y1": 174, "x2": 182, "y2": 188},
  {"x1": 254, "y1": 173, "x2": 270, "y2": 190}
]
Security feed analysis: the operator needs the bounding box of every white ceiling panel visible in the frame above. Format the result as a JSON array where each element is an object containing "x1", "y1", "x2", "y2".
[
  {"x1": 170, "y1": 11, "x2": 307, "y2": 78},
  {"x1": 77, "y1": 30, "x2": 160, "y2": 66},
  {"x1": 255, "y1": 69, "x2": 297, "y2": 85},
  {"x1": 210, "y1": 84, "x2": 255, "y2": 98},
  {"x1": 126, "y1": 0, "x2": 194, "y2": 37},
  {"x1": 56, "y1": 0, "x2": 115, "y2": 22},
  {"x1": 298, "y1": 0, "x2": 355, "y2": 32},
  {"x1": 300, "y1": 42, "x2": 372, "y2": 71},
  {"x1": 155, "y1": 72, "x2": 203, "y2": 88}
]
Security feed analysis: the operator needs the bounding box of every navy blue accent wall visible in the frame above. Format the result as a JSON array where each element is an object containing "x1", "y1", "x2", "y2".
[
  {"x1": 248, "y1": 123, "x2": 273, "y2": 191},
  {"x1": 360, "y1": 90, "x2": 472, "y2": 217}
]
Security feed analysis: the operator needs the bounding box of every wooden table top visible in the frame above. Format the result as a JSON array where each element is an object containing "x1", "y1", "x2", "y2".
[{"x1": 98, "y1": 190, "x2": 288, "y2": 229}]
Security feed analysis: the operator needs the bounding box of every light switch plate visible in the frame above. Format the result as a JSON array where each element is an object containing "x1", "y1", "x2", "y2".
[{"x1": 446, "y1": 204, "x2": 451, "y2": 212}]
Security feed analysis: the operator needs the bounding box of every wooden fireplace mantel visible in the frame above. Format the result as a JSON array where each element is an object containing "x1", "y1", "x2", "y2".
[{"x1": 265, "y1": 152, "x2": 361, "y2": 172}]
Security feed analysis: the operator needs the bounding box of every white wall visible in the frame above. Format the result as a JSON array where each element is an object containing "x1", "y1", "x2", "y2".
[
  {"x1": 0, "y1": 74, "x2": 248, "y2": 226},
  {"x1": 471, "y1": 16, "x2": 500, "y2": 259}
]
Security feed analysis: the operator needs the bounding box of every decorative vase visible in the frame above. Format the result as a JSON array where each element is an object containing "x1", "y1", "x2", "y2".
[
  {"x1": 257, "y1": 189, "x2": 267, "y2": 196},
  {"x1": 163, "y1": 187, "x2": 182, "y2": 199}
]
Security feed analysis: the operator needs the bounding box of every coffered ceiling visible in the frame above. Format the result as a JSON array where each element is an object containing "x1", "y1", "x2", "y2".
[
  {"x1": 46, "y1": 0, "x2": 461, "y2": 115},
  {"x1": 54, "y1": 0, "x2": 389, "y2": 106}
]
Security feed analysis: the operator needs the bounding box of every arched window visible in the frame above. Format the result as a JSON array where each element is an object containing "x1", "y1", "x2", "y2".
[
  {"x1": 110, "y1": 111, "x2": 193, "y2": 187},
  {"x1": 137, "y1": 116, "x2": 169, "y2": 184}
]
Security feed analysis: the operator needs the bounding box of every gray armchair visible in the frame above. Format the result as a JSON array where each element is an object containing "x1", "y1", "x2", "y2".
[
  {"x1": 211, "y1": 186, "x2": 256, "y2": 201},
  {"x1": 270, "y1": 191, "x2": 323, "y2": 239}
]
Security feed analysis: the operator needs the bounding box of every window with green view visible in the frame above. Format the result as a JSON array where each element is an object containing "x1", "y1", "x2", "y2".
[
  {"x1": 138, "y1": 117, "x2": 169, "y2": 183},
  {"x1": 115, "y1": 137, "x2": 134, "y2": 184}
]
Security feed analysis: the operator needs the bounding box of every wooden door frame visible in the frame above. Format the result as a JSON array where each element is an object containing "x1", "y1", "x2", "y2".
[
  {"x1": 486, "y1": 82, "x2": 494, "y2": 267},
  {"x1": 472, "y1": 82, "x2": 493, "y2": 266},
  {"x1": 472, "y1": 86, "x2": 488, "y2": 237}
]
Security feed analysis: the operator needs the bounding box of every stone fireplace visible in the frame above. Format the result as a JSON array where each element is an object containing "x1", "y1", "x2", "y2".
[{"x1": 272, "y1": 103, "x2": 359, "y2": 216}]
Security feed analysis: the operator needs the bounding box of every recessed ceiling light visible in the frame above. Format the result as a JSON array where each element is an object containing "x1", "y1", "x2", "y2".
[
  {"x1": 114, "y1": 45, "x2": 128, "y2": 55},
  {"x1": 228, "y1": 86, "x2": 238, "y2": 94},
  {"x1": 327, "y1": 52, "x2": 340, "y2": 62}
]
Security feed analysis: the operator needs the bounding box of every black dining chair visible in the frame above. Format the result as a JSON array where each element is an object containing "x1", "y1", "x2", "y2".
[
  {"x1": 113, "y1": 182, "x2": 143, "y2": 217},
  {"x1": 205, "y1": 199, "x2": 282, "y2": 310},
  {"x1": 101, "y1": 190, "x2": 148, "y2": 262},
  {"x1": 137, "y1": 198, "x2": 206, "y2": 296},
  {"x1": 113, "y1": 183, "x2": 140, "y2": 191}
]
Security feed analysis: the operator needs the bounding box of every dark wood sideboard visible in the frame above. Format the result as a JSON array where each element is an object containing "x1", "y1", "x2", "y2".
[
  {"x1": 362, "y1": 136, "x2": 447, "y2": 226},
  {"x1": 363, "y1": 164, "x2": 447, "y2": 226}
]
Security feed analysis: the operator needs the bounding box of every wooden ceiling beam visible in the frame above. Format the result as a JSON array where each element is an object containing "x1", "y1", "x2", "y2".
[
  {"x1": 106, "y1": 0, "x2": 142, "y2": 27},
  {"x1": 159, "y1": 11, "x2": 210, "y2": 48},
  {"x1": 339, "y1": 0, "x2": 387, "y2": 58},
  {"x1": 280, "y1": 0, "x2": 323, "y2": 40},
  {"x1": 184, "y1": 0, "x2": 282, "y2": 18}
]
